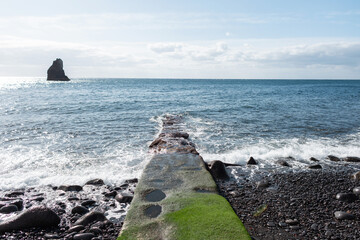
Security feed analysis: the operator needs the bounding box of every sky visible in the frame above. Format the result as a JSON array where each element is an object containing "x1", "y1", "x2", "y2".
[{"x1": 0, "y1": 0, "x2": 360, "y2": 79}]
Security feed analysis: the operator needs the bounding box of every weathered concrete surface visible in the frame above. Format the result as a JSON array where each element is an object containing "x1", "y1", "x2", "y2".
[{"x1": 118, "y1": 115, "x2": 250, "y2": 240}]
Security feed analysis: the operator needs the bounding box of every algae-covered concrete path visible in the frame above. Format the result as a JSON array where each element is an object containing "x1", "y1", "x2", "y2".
[{"x1": 118, "y1": 115, "x2": 250, "y2": 240}]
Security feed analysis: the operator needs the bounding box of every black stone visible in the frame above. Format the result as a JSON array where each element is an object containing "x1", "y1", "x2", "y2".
[
  {"x1": 276, "y1": 160, "x2": 291, "y2": 167},
  {"x1": 335, "y1": 193, "x2": 358, "y2": 203},
  {"x1": 310, "y1": 157, "x2": 319, "y2": 162},
  {"x1": 115, "y1": 193, "x2": 133, "y2": 203},
  {"x1": 209, "y1": 160, "x2": 230, "y2": 180},
  {"x1": 353, "y1": 187, "x2": 360, "y2": 195},
  {"x1": 47, "y1": 58, "x2": 70, "y2": 81},
  {"x1": 256, "y1": 180, "x2": 270, "y2": 189},
  {"x1": 85, "y1": 179, "x2": 105, "y2": 186},
  {"x1": 247, "y1": 157, "x2": 257, "y2": 165},
  {"x1": 0, "y1": 206, "x2": 60, "y2": 232},
  {"x1": 74, "y1": 211, "x2": 107, "y2": 226},
  {"x1": 308, "y1": 164, "x2": 322, "y2": 169},
  {"x1": 67, "y1": 225, "x2": 85, "y2": 233},
  {"x1": 0, "y1": 204, "x2": 18, "y2": 214},
  {"x1": 73, "y1": 233, "x2": 95, "y2": 240},
  {"x1": 327, "y1": 155, "x2": 341, "y2": 162},
  {"x1": 334, "y1": 211, "x2": 355, "y2": 220},
  {"x1": 58, "y1": 185, "x2": 83, "y2": 192},
  {"x1": 71, "y1": 206, "x2": 89, "y2": 215},
  {"x1": 343, "y1": 156, "x2": 360, "y2": 162}
]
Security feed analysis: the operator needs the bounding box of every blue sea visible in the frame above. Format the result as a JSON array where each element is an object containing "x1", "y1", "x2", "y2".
[{"x1": 0, "y1": 78, "x2": 359, "y2": 190}]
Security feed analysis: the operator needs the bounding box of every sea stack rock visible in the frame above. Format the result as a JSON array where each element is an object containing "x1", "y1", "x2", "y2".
[{"x1": 47, "y1": 58, "x2": 70, "y2": 81}]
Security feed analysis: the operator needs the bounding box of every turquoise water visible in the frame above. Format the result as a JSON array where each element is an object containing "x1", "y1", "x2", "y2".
[{"x1": 0, "y1": 78, "x2": 359, "y2": 189}]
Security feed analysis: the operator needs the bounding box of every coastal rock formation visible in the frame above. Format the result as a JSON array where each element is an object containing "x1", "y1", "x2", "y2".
[{"x1": 47, "y1": 58, "x2": 70, "y2": 81}]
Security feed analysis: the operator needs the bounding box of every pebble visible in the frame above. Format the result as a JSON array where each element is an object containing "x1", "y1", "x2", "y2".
[
  {"x1": 308, "y1": 164, "x2": 322, "y2": 169},
  {"x1": 285, "y1": 219, "x2": 299, "y2": 225},
  {"x1": 73, "y1": 233, "x2": 95, "y2": 240},
  {"x1": 267, "y1": 221, "x2": 276, "y2": 227},
  {"x1": 0, "y1": 204, "x2": 18, "y2": 214},
  {"x1": 335, "y1": 193, "x2": 358, "y2": 203},
  {"x1": 290, "y1": 225, "x2": 300, "y2": 230},
  {"x1": 85, "y1": 179, "x2": 105, "y2": 186},
  {"x1": 74, "y1": 211, "x2": 107, "y2": 226},
  {"x1": 72, "y1": 206, "x2": 89, "y2": 215},
  {"x1": 310, "y1": 223, "x2": 318, "y2": 230},
  {"x1": 115, "y1": 193, "x2": 134, "y2": 203},
  {"x1": 327, "y1": 155, "x2": 341, "y2": 162},
  {"x1": 58, "y1": 185, "x2": 83, "y2": 192},
  {"x1": 44, "y1": 233, "x2": 60, "y2": 239},
  {"x1": 310, "y1": 157, "x2": 319, "y2": 162},
  {"x1": 278, "y1": 222, "x2": 287, "y2": 227},
  {"x1": 353, "y1": 187, "x2": 360, "y2": 195},
  {"x1": 81, "y1": 200, "x2": 96, "y2": 206},
  {"x1": 334, "y1": 211, "x2": 355, "y2": 220},
  {"x1": 276, "y1": 160, "x2": 291, "y2": 167},
  {"x1": 104, "y1": 191, "x2": 117, "y2": 198},
  {"x1": 67, "y1": 225, "x2": 85, "y2": 233}
]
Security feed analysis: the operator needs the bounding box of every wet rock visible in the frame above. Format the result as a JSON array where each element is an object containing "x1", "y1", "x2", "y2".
[
  {"x1": 68, "y1": 197, "x2": 80, "y2": 201},
  {"x1": 334, "y1": 211, "x2": 355, "y2": 220},
  {"x1": 89, "y1": 226, "x2": 102, "y2": 235},
  {"x1": 74, "y1": 211, "x2": 107, "y2": 226},
  {"x1": 256, "y1": 180, "x2": 270, "y2": 189},
  {"x1": 9, "y1": 199, "x2": 23, "y2": 210},
  {"x1": 81, "y1": 200, "x2": 96, "y2": 206},
  {"x1": 104, "y1": 191, "x2": 117, "y2": 198},
  {"x1": 344, "y1": 156, "x2": 360, "y2": 162},
  {"x1": 125, "y1": 178, "x2": 138, "y2": 184},
  {"x1": 247, "y1": 157, "x2": 257, "y2": 165},
  {"x1": 44, "y1": 233, "x2": 60, "y2": 239},
  {"x1": 73, "y1": 233, "x2": 95, "y2": 240},
  {"x1": 58, "y1": 185, "x2": 83, "y2": 192},
  {"x1": 85, "y1": 179, "x2": 105, "y2": 186},
  {"x1": 5, "y1": 191, "x2": 24, "y2": 198},
  {"x1": 144, "y1": 205, "x2": 162, "y2": 218},
  {"x1": 170, "y1": 132, "x2": 189, "y2": 139},
  {"x1": 71, "y1": 206, "x2": 89, "y2": 215},
  {"x1": 327, "y1": 155, "x2": 341, "y2": 162},
  {"x1": 310, "y1": 157, "x2": 319, "y2": 162},
  {"x1": 209, "y1": 160, "x2": 230, "y2": 180},
  {"x1": 115, "y1": 193, "x2": 133, "y2": 203},
  {"x1": 278, "y1": 222, "x2": 287, "y2": 227},
  {"x1": 310, "y1": 223, "x2": 318, "y2": 230},
  {"x1": 31, "y1": 196, "x2": 45, "y2": 202},
  {"x1": 68, "y1": 225, "x2": 85, "y2": 233},
  {"x1": 352, "y1": 187, "x2": 360, "y2": 195},
  {"x1": 0, "y1": 204, "x2": 18, "y2": 214},
  {"x1": 47, "y1": 58, "x2": 70, "y2": 81},
  {"x1": 0, "y1": 206, "x2": 60, "y2": 232},
  {"x1": 335, "y1": 193, "x2": 358, "y2": 203},
  {"x1": 308, "y1": 164, "x2": 322, "y2": 169},
  {"x1": 276, "y1": 160, "x2": 291, "y2": 167}
]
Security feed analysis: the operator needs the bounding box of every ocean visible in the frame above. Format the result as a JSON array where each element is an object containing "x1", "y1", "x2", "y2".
[{"x1": 1, "y1": 78, "x2": 359, "y2": 190}]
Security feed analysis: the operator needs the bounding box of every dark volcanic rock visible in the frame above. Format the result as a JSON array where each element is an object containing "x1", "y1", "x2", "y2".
[
  {"x1": 247, "y1": 157, "x2": 257, "y2": 165},
  {"x1": 0, "y1": 204, "x2": 18, "y2": 214},
  {"x1": 71, "y1": 206, "x2": 89, "y2": 215},
  {"x1": 115, "y1": 193, "x2": 133, "y2": 203},
  {"x1": 334, "y1": 211, "x2": 355, "y2": 220},
  {"x1": 335, "y1": 193, "x2": 358, "y2": 203},
  {"x1": 208, "y1": 160, "x2": 230, "y2": 180},
  {"x1": 85, "y1": 179, "x2": 105, "y2": 186},
  {"x1": 0, "y1": 206, "x2": 60, "y2": 232},
  {"x1": 58, "y1": 185, "x2": 83, "y2": 192},
  {"x1": 344, "y1": 156, "x2": 360, "y2": 162},
  {"x1": 310, "y1": 157, "x2": 319, "y2": 162},
  {"x1": 73, "y1": 233, "x2": 95, "y2": 240},
  {"x1": 47, "y1": 58, "x2": 70, "y2": 81},
  {"x1": 308, "y1": 164, "x2": 322, "y2": 169},
  {"x1": 74, "y1": 211, "x2": 107, "y2": 226},
  {"x1": 327, "y1": 155, "x2": 341, "y2": 162},
  {"x1": 276, "y1": 160, "x2": 291, "y2": 167}
]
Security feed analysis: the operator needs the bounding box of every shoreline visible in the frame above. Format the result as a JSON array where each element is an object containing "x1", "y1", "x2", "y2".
[
  {"x1": 218, "y1": 165, "x2": 360, "y2": 239},
  {"x1": 0, "y1": 179, "x2": 137, "y2": 239}
]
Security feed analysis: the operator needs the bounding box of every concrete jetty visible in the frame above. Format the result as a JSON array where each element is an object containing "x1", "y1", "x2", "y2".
[{"x1": 118, "y1": 115, "x2": 250, "y2": 240}]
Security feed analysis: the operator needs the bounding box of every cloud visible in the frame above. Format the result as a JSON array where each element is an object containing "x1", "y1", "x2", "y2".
[
  {"x1": 148, "y1": 43, "x2": 183, "y2": 54},
  {"x1": 241, "y1": 42, "x2": 360, "y2": 67}
]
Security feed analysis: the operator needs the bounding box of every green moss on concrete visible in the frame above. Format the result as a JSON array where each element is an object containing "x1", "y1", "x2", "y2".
[{"x1": 164, "y1": 193, "x2": 251, "y2": 240}]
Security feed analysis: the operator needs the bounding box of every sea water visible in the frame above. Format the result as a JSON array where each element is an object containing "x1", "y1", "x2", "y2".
[{"x1": 0, "y1": 78, "x2": 359, "y2": 189}]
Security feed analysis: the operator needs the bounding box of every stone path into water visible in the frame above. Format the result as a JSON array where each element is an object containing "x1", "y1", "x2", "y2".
[{"x1": 118, "y1": 115, "x2": 250, "y2": 240}]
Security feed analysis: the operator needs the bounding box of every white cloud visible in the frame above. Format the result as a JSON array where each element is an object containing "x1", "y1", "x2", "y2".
[{"x1": 148, "y1": 43, "x2": 183, "y2": 54}]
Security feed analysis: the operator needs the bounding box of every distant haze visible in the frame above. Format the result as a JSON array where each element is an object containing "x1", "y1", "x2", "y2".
[{"x1": 0, "y1": 0, "x2": 359, "y2": 79}]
